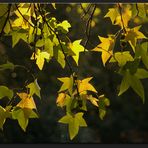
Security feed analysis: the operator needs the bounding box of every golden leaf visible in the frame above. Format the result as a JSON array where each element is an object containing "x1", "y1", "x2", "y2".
[{"x1": 17, "y1": 93, "x2": 36, "y2": 110}]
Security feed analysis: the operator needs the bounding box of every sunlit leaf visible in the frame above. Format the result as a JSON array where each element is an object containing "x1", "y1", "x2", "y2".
[
  {"x1": 56, "y1": 93, "x2": 66, "y2": 107},
  {"x1": 77, "y1": 77, "x2": 97, "y2": 94},
  {"x1": 16, "y1": 93, "x2": 37, "y2": 110},
  {"x1": 58, "y1": 75, "x2": 73, "y2": 95},
  {"x1": 31, "y1": 49, "x2": 51, "y2": 70},
  {"x1": 57, "y1": 20, "x2": 71, "y2": 33},
  {"x1": 12, "y1": 107, "x2": 38, "y2": 131},
  {"x1": 93, "y1": 35, "x2": 115, "y2": 66},
  {"x1": 110, "y1": 51, "x2": 134, "y2": 67},
  {"x1": 59, "y1": 112, "x2": 87, "y2": 140},
  {"x1": 70, "y1": 40, "x2": 84, "y2": 65},
  {"x1": 27, "y1": 79, "x2": 41, "y2": 99}
]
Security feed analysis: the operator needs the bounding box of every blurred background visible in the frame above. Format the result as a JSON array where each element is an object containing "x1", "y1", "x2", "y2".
[{"x1": 0, "y1": 3, "x2": 148, "y2": 143}]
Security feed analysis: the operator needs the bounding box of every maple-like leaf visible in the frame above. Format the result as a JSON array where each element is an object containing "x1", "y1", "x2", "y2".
[
  {"x1": 104, "y1": 8, "x2": 119, "y2": 24},
  {"x1": 16, "y1": 93, "x2": 37, "y2": 110},
  {"x1": 77, "y1": 77, "x2": 97, "y2": 94},
  {"x1": 27, "y1": 79, "x2": 41, "y2": 99},
  {"x1": 59, "y1": 112, "x2": 87, "y2": 140},
  {"x1": 31, "y1": 49, "x2": 51, "y2": 70},
  {"x1": 93, "y1": 35, "x2": 115, "y2": 66},
  {"x1": 110, "y1": 51, "x2": 134, "y2": 67},
  {"x1": 58, "y1": 75, "x2": 73, "y2": 95},
  {"x1": 125, "y1": 26, "x2": 147, "y2": 51},
  {"x1": 70, "y1": 40, "x2": 84, "y2": 65},
  {"x1": 115, "y1": 6, "x2": 132, "y2": 28}
]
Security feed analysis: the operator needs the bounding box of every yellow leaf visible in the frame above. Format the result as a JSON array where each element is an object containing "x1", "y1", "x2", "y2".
[
  {"x1": 58, "y1": 75, "x2": 73, "y2": 95},
  {"x1": 104, "y1": 6, "x2": 132, "y2": 28},
  {"x1": 77, "y1": 77, "x2": 97, "y2": 94},
  {"x1": 104, "y1": 8, "x2": 119, "y2": 24},
  {"x1": 93, "y1": 35, "x2": 115, "y2": 66},
  {"x1": 70, "y1": 40, "x2": 84, "y2": 65},
  {"x1": 87, "y1": 95, "x2": 98, "y2": 107},
  {"x1": 31, "y1": 49, "x2": 51, "y2": 70},
  {"x1": 17, "y1": 93, "x2": 36, "y2": 110},
  {"x1": 56, "y1": 93, "x2": 66, "y2": 107},
  {"x1": 115, "y1": 6, "x2": 132, "y2": 28}
]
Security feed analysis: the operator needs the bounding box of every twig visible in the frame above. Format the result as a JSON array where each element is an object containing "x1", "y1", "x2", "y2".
[
  {"x1": 117, "y1": 3, "x2": 126, "y2": 33},
  {"x1": 15, "y1": 4, "x2": 34, "y2": 28},
  {"x1": 84, "y1": 4, "x2": 96, "y2": 51},
  {"x1": 36, "y1": 4, "x2": 81, "y2": 100}
]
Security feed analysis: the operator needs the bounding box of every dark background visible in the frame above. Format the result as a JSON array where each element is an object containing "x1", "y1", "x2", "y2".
[{"x1": 0, "y1": 4, "x2": 148, "y2": 143}]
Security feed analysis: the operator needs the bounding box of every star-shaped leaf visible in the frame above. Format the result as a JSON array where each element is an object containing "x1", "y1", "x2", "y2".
[
  {"x1": 77, "y1": 77, "x2": 97, "y2": 94},
  {"x1": 16, "y1": 92, "x2": 37, "y2": 110},
  {"x1": 31, "y1": 49, "x2": 51, "y2": 70},
  {"x1": 12, "y1": 107, "x2": 38, "y2": 131},
  {"x1": 125, "y1": 26, "x2": 147, "y2": 52},
  {"x1": 93, "y1": 35, "x2": 115, "y2": 66},
  {"x1": 110, "y1": 51, "x2": 134, "y2": 67},
  {"x1": 70, "y1": 40, "x2": 84, "y2": 65},
  {"x1": 104, "y1": 8, "x2": 119, "y2": 24},
  {"x1": 58, "y1": 75, "x2": 73, "y2": 95},
  {"x1": 59, "y1": 112, "x2": 87, "y2": 140},
  {"x1": 27, "y1": 79, "x2": 41, "y2": 99}
]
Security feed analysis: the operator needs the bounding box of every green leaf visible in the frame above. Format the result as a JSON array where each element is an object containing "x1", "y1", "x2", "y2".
[
  {"x1": 75, "y1": 112, "x2": 87, "y2": 127},
  {"x1": 59, "y1": 112, "x2": 87, "y2": 140},
  {"x1": 119, "y1": 70, "x2": 145, "y2": 103},
  {"x1": 0, "y1": 86, "x2": 13, "y2": 100},
  {"x1": 0, "y1": 106, "x2": 6, "y2": 129},
  {"x1": 118, "y1": 71, "x2": 130, "y2": 96},
  {"x1": 0, "y1": 4, "x2": 8, "y2": 17},
  {"x1": 10, "y1": 29, "x2": 28, "y2": 48},
  {"x1": 57, "y1": 20, "x2": 71, "y2": 33},
  {"x1": 12, "y1": 107, "x2": 38, "y2": 131},
  {"x1": 27, "y1": 79, "x2": 41, "y2": 99},
  {"x1": 125, "y1": 26, "x2": 146, "y2": 52},
  {"x1": 141, "y1": 42, "x2": 148, "y2": 69},
  {"x1": 31, "y1": 49, "x2": 51, "y2": 70},
  {"x1": 130, "y1": 75, "x2": 145, "y2": 103},
  {"x1": 99, "y1": 109, "x2": 106, "y2": 120},
  {"x1": 134, "y1": 68, "x2": 148, "y2": 79},
  {"x1": 70, "y1": 40, "x2": 84, "y2": 65},
  {"x1": 110, "y1": 51, "x2": 134, "y2": 67},
  {"x1": 58, "y1": 75, "x2": 73, "y2": 95},
  {"x1": 0, "y1": 61, "x2": 15, "y2": 71},
  {"x1": 132, "y1": 4, "x2": 147, "y2": 18},
  {"x1": 98, "y1": 95, "x2": 110, "y2": 120},
  {"x1": 44, "y1": 37, "x2": 54, "y2": 57},
  {"x1": 53, "y1": 45, "x2": 66, "y2": 68}
]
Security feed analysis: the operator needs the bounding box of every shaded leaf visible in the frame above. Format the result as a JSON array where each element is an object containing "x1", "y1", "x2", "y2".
[{"x1": 0, "y1": 86, "x2": 13, "y2": 100}]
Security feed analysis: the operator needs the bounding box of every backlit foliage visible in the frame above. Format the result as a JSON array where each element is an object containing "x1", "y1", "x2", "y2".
[{"x1": 0, "y1": 3, "x2": 147, "y2": 140}]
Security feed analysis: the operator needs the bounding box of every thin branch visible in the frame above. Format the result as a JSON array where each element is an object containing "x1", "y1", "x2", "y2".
[
  {"x1": 84, "y1": 4, "x2": 96, "y2": 51},
  {"x1": 15, "y1": 4, "x2": 34, "y2": 28},
  {"x1": 117, "y1": 3, "x2": 126, "y2": 33},
  {"x1": 37, "y1": 4, "x2": 81, "y2": 100},
  {"x1": 135, "y1": 3, "x2": 139, "y2": 17}
]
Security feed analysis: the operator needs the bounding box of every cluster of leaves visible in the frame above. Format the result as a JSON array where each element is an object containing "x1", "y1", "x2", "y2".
[
  {"x1": 0, "y1": 3, "x2": 147, "y2": 140},
  {"x1": 93, "y1": 3, "x2": 148, "y2": 103}
]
